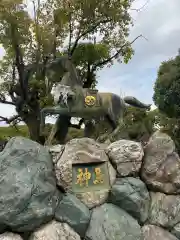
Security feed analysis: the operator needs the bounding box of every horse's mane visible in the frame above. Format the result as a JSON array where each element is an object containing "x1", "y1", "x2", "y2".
[
  {"x1": 52, "y1": 84, "x2": 73, "y2": 105},
  {"x1": 59, "y1": 56, "x2": 83, "y2": 87}
]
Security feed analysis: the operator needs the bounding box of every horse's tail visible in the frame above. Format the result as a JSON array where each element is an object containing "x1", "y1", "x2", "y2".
[{"x1": 123, "y1": 96, "x2": 151, "y2": 110}]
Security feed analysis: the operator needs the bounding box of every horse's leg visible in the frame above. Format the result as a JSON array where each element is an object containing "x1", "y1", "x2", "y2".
[
  {"x1": 106, "y1": 115, "x2": 117, "y2": 130},
  {"x1": 106, "y1": 115, "x2": 126, "y2": 142},
  {"x1": 55, "y1": 115, "x2": 71, "y2": 144},
  {"x1": 84, "y1": 120, "x2": 95, "y2": 138},
  {"x1": 102, "y1": 94, "x2": 125, "y2": 141},
  {"x1": 46, "y1": 115, "x2": 77, "y2": 145},
  {"x1": 96, "y1": 115, "x2": 117, "y2": 143}
]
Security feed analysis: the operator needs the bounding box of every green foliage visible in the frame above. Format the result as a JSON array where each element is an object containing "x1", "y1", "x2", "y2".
[
  {"x1": 126, "y1": 107, "x2": 180, "y2": 154},
  {"x1": 152, "y1": 111, "x2": 180, "y2": 153},
  {"x1": 153, "y1": 53, "x2": 180, "y2": 118},
  {"x1": 91, "y1": 107, "x2": 158, "y2": 143},
  {"x1": 71, "y1": 42, "x2": 111, "y2": 86},
  {"x1": 66, "y1": 128, "x2": 84, "y2": 142},
  {"x1": 0, "y1": 0, "x2": 135, "y2": 98},
  {"x1": 153, "y1": 50, "x2": 180, "y2": 152},
  {"x1": 113, "y1": 107, "x2": 157, "y2": 143},
  {"x1": 122, "y1": 107, "x2": 156, "y2": 140},
  {"x1": 72, "y1": 43, "x2": 111, "y2": 66}
]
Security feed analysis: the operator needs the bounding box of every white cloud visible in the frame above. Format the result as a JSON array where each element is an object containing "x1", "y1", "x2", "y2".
[{"x1": 97, "y1": 0, "x2": 180, "y2": 105}]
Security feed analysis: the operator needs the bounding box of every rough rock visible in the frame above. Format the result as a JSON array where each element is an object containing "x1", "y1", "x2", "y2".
[
  {"x1": 0, "y1": 137, "x2": 60, "y2": 232},
  {"x1": 0, "y1": 232, "x2": 23, "y2": 240},
  {"x1": 54, "y1": 138, "x2": 116, "y2": 208},
  {"x1": 141, "y1": 131, "x2": 180, "y2": 194},
  {"x1": 48, "y1": 144, "x2": 65, "y2": 164},
  {"x1": 108, "y1": 177, "x2": 150, "y2": 223},
  {"x1": 85, "y1": 203, "x2": 142, "y2": 240},
  {"x1": 149, "y1": 192, "x2": 180, "y2": 228},
  {"x1": 55, "y1": 193, "x2": 91, "y2": 237},
  {"x1": 142, "y1": 225, "x2": 178, "y2": 240},
  {"x1": 171, "y1": 223, "x2": 180, "y2": 239},
  {"x1": 106, "y1": 139, "x2": 144, "y2": 176},
  {"x1": 29, "y1": 220, "x2": 81, "y2": 240}
]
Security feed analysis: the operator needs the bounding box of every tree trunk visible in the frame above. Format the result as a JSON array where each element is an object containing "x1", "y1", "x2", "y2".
[
  {"x1": 25, "y1": 117, "x2": 40, "y2": 141},
  {"x1": 24, "y1": 115, "x2": 45, "y2": 144},
  {"x1": 15, "y1": 95, "x2": 45, "y2": 144}
]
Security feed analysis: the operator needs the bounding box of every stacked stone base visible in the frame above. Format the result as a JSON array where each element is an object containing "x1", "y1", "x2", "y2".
[{"x1": 0, "y1": 131, "x2": 179, "y2": 239}]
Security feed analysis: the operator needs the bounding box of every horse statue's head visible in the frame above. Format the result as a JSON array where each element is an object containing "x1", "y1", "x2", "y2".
[
  {"x1": 47, "y1": 55, "x2": 83, "y2": 88},
  {"x1": 52, "y1": 84, "x2": 76, "y2": 107}
]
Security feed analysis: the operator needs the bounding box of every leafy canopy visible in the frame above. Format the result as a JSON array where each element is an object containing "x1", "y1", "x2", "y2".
[
  {"x1": 153, "y1": 52, "x2": 180, "y2": 118},
  {"x1": 0, "y1": 0, "x2": 136, "y2": 102}
]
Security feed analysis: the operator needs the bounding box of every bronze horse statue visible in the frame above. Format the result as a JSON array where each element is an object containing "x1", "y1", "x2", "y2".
[{"x1": 40, "y1": 56, "x2": 151, "y2": 144}]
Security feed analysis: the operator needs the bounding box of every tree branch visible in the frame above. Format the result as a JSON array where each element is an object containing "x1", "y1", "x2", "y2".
[
  {"x1": 83, "y1": 62, "x2": 94, "y2": 88},
  {"x1": 52, "y1": 9, "x2": 61, "y2": 59},
  {"x1": 131, "y1": 0, "x2": 150, "y2": 12},
  {"x1": 10, "y1": 23, "x2": 26, "y2": 100},
  {"x1": 0, "y1": 93, "x2": 15, "y2": 105},
  {"x1": 0, "y1": 115, "x2": 19, "y2": 124},
  {"x1": 67, "y1": 2, "x2": 73, "y2": 57},
  {"x1": 10, "y1": 24, "x2": 24, "y2": 80},
  {"x1": 0, "y1": 115, "x2": 21, "y2": 132},
  {"x1": 70, "y1": 18, "x2": 111, "y2": 56},
  {"x1": 92, "y1": 35, "x2": 146, "y2": 71},
  {"x1": 9, "y1": 60, "x2": 17, "y2": 102},
  {"x1": 51, "y1": 27, "x2": 58, "y2": 59},
  {"x1": 34, "y1": 0, "x2": 41, "y2": 65}
]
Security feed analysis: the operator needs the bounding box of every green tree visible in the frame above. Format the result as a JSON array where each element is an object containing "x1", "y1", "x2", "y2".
[
  {"x1": 0, "y1": 0, "x2": 144, "y2": 142},
  {"x1": 153, "y1": 111, "x2": 180, "y2": 153},
  {"x1": 153, "y1": 51, "x2": 180, "y2": 118},
  {"x1": 116, "y1": 107, "x2": 157, "y2": 144},
  {"x1": 92, "y1": 107, "x2": 158, "y2": 144},
  {"x1": 153, "y1": 50, "x2": 180, "y2": 151}
]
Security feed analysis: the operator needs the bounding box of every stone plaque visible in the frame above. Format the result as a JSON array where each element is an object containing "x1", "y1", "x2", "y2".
[{"x1": 72, "y1": 161, "x2": 110, "y2": 193}]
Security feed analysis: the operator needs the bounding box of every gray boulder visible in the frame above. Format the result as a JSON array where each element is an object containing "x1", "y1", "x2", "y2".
[
  {"x1": 108, "y1": 177, "x2": 150, "y2": 223},
  {"x1": 0, "y1": 137, "x2": 61, "y2": 232},
  {"x1": 85, "y1": 203, "x2": 142, "y2": 240},
  {"x1": 54, "y1": 138, "x2": 116, "y2": 208},
  {"x1": 55, "y1": 193, "x2": 91, "y2": 237},
  {"x1": 142, "y1": 225, "x2": 178, "y2": 240},
  {"x1": 141, "y1": 131, "x2": 180, "y2": 194},
  {"x1": 29, "y1": 220, "x2": 81, "y2": 240},
  {"x1": 0, "y1": 232, "x2": 23, "y2": 240},
  {"x1": 106, "y1": 139, "x2": 144, "y2": 177},
  {"x1": 149, "y1": 192, "x2": 180, "y2": 229},
  {"x1": 48, "y1": 144, "x2": 65, "y2": 164}
]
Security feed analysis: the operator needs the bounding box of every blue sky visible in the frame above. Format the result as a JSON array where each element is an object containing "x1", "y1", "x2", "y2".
[
  {"x1": 0, "y1": 0, "x2": 180, "y2": 122},
  {"x1": 97, "y1": 0, "x2": 180, "y2": 104}
]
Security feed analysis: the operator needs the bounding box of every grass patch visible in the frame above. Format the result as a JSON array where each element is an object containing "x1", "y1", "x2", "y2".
[
  {"x1": 0, "y1": 125, "x2": 29, "y2": 140},
  {"x1": 0, "y1": 124, "x2": 84, "y2": 141}
]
